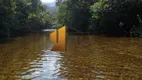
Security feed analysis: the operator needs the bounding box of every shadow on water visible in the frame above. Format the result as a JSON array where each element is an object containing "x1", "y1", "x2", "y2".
[{"x1": 0, "y1": 38, "x2": 15, "y2": 44}]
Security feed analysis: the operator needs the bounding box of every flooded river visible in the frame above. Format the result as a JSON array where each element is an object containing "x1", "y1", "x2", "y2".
[{"x1": 0, "y1": 32, "x2": 142, "y2": 80}]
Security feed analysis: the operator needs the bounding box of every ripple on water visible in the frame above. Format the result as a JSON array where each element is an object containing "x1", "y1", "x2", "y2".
[
  {"x1": 21, "y1": 50, "x2": 63, "y2": 80},
  {"x1": 0, "y1": 34, "x2": 142, "y2": 80}
]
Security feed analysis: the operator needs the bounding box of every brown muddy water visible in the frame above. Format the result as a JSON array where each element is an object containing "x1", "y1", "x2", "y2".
[{"x1": 0, "y1": 32, "x2": 142, "y2": 80}]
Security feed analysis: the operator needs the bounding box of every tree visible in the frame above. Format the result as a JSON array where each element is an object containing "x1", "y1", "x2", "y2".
[
  {"x1": 0, "y1": 0, "x2": 51, "y2": 38},
  {"x1": 57, "y1": 0, "x2": 98, "y2": 33},
  {"x1": 90, "y1": 0, "x2": 142, "y2": 37}
]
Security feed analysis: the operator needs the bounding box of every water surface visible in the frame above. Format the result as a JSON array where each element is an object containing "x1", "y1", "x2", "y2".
[{"x1": 0, "y1": 33, "x2": 142, "y2": 80}]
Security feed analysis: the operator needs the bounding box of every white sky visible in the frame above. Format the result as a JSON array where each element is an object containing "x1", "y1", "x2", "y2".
[{"x1": 41, "y1": 0, "x2": 56, "y2": 3}]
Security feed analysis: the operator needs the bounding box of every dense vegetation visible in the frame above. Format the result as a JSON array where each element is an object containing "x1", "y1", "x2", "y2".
[
  {"x1": 57, "y1": 0, "x2": 142, "y2": 37},
  {"x1": 0, "y1": 0, "x2": 52, "y2": 38},
  {"x1": 0, "y1": 0, "x2": 142, "y2": 38}
]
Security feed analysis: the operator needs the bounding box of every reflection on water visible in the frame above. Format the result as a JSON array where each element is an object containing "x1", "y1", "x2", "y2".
[
  {"x1": 21, "y1": 50, "x2": 63, "y2": 80},
  {"x1": 0, "y1": 32, "x2": 63, "y2": 80},
  {"x1": 0, "y1": 33, "x2": 142, "y2": 80}
]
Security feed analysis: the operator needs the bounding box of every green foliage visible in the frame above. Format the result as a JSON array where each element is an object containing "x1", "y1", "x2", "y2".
[
  {"x1": 0, "y1": 0, "x2": 51, "y2": 38},
  {"x1": 90, "y1": 0, "x2": 108, "y2": 19},
  {"x1": 57, "y1": 0, "x2": 98, "y2": 32},
  {"x1": 57, "y1": 0, "x2": 142, "y2": 37},
  {"x1": 89, "y1": 0, "x2": 142, "y2": 37},
  {"x1": 2, "y1": 0, "x2": 141, "y2": 37}
]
